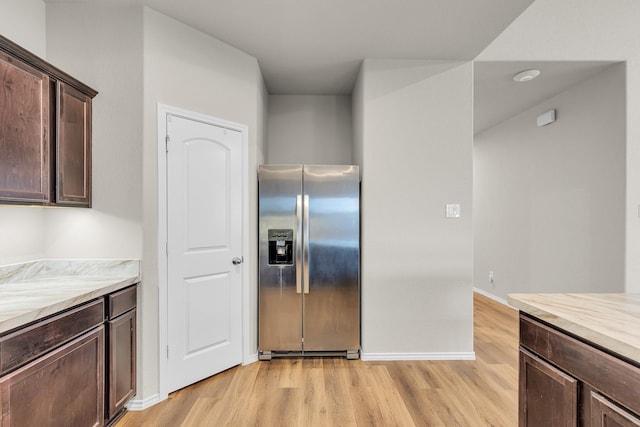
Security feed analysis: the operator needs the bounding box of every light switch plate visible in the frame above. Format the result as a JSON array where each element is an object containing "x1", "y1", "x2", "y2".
[{"x1": 446, "y1": 204, "x2": 461, "y2": 218}]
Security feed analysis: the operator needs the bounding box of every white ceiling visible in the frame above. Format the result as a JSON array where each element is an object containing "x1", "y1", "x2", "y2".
[
  {"x1": 44, "y1": 0, "x2": 535, "y2": 94},
  {"x1": 44, "y1": 0, "x2": 618, "y2": 131},
  {"x1": 474, "y1": 61, "x2": 619, "y2": 134}
]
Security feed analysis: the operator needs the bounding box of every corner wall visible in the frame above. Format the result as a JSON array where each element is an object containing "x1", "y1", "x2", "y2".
[
  {"x1": 355, "y1": 59, "x2": 474, "y2": 357},
  {"x1": 143, "y1": 6, "x2": 265, "y2": 399},
  {"x1": 477, "y1": 0, "x2": 640, "y2": 292},
  {"x1": 474, "y1": 64, "x2": 626, "y2": 299}
]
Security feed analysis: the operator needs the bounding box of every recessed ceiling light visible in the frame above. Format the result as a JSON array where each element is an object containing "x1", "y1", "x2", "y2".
[{"x1": 513, "y1": 69, "x2": 541, "y2": 82}]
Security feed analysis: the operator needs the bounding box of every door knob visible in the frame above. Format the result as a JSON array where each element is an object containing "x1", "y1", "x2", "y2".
[{"x1": 232, "y1": 257, "x2": 243, "y2": 265}]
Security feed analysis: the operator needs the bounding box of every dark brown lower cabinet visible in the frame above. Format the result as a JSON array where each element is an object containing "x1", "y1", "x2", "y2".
[
  {"x1": 0, "y1": 327, "x2": 104, "y2": 427},
  {"x1": 518, "y1": 314, "x2": 640, "y2": 427},
  {"x1": 0, "y1": 285, "x2": 138, "y2": 427},
  {"x1": 107, "y1": 308, "x2": 136, "y2": 421}
]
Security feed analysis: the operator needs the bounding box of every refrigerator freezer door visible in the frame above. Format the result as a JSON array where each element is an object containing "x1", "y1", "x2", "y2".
[
  {"x1": 303, "y1": 165, "x2": 360, "y2": 352},
  {"x1": 258, "y1": 165, "x2": 303, "y2": 352}
]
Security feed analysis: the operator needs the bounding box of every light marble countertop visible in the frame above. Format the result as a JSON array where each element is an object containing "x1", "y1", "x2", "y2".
[
  {"x1": 508, "y1": 293, "x2": 640, "y2": 364},
  {"x1": 0, "y1": 259, "x2": 141, "y2": 334}
]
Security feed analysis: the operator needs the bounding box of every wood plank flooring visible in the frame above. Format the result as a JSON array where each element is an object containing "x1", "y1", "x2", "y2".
[{"x1": 117, "y1": 292, "x2": 519, "y2": 426}]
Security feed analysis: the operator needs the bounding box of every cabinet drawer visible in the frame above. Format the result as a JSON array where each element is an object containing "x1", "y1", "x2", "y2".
[
  {"x1": 108, "y1": 285, "x2": 137, "y2": 319},
  {"x1": 520, "y1": 314, "x2": 640, "y2": 416},
  {"x1": 0, "y1": 298, "x2": 104, "y2": 375}
]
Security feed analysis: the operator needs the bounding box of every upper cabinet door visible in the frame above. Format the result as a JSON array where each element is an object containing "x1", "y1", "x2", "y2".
[
  {"x1": 56, "y1": 81, "x2": 91, "y2": 207},
  {"x1": 0, "y1": 51, "x2": 50, "y2": 204}
]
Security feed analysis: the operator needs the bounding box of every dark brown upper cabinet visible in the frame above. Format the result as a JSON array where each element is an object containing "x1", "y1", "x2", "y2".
[{"x1": 0, "y1": 35, "x2": 97, "y2": 207}]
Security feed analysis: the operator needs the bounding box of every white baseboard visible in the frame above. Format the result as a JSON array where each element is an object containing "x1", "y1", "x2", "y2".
[
  {"x1": 360, "y1": 352, "x2": 476, "y2": 361},
  {"x1": 127, "y1": 393, "x2": 163, "y2": 411},
  {"x1": 244, "y1": 352, "x2": 259, "y2": 365},
  {"x1": 473, "y1": 287, "x2": 516, "y2": 309}
]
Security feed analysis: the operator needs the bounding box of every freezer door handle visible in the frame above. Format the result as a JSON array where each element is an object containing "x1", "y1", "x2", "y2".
[
  {"x1": 303, "y1": 195, "x2": 310, "y2": 294},
  {"x1": 296, "y1": 195, "x2": 303, "y2": 294}
]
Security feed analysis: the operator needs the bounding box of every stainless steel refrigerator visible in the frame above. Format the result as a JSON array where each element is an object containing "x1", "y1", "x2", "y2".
[{"x1": 258, "y1": 165, "x2": 360, "y2": 360}]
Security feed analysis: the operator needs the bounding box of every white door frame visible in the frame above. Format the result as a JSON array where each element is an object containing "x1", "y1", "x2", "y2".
[{"x1": 157, "y1": 103, "x2": 250, "y2": 401}]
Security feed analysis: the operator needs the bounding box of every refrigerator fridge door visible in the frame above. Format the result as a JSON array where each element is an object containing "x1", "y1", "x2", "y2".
[
  {"x1": 258, "y1": 165, "x2": 303, "y2": 352},
  {"x1": 303, "y1": 165, "x2": 360, "y2": 352}
]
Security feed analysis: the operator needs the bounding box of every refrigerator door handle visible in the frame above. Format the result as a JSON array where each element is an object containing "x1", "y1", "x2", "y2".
[
  {"x1": 296, "y1": 195, "x2": 303, "y2": 294},
  {"x1": 303, "y1": 195, "x2": 310, "y2": 294}
]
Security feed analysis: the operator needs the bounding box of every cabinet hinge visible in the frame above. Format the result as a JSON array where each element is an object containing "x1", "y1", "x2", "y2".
[{"x1": 165, "y1": 135, "x2": 170, "y2": 152}]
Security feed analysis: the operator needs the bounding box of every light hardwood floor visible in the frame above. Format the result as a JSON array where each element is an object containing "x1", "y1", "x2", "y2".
[{"x1": 117, "y1": 292, "x2": 519, "y2": 426}]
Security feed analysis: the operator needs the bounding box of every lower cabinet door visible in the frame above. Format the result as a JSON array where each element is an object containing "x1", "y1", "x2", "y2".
[
  {"x1": 0, "y1": 326, "x2": 104, "y2": 427},
  {"x1": 108, "y1": 309, "x2": 136, "y2": 420},
  {"x1": 519, "y1": 348, "x2": 578, "y2": 427},
  {"x1": 590, "y1": 391, "x2": 640, "y2": 427}
]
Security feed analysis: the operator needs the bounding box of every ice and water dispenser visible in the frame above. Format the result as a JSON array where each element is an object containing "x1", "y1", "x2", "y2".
[{"x1": 268, "y1": 229, "x2": 294, "y2": 265}]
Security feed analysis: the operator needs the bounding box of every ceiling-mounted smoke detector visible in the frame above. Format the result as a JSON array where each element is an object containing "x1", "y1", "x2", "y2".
[{"x1": 513, "y1": 69, "x2": 541, "y2": 82}]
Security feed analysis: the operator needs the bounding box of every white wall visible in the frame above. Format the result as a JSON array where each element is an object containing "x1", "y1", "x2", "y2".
[
  {"x1": 477, "y1": 0, "x2": 640, "y2": 293},
  {"x1": 45, "y1": 4, "x2": 144, "y2": 262},
  {"x1": 143, "y1": 7, "x2": 265, "y2": 400},
  {"x1": 474, "y1": 64, "x2": 626, "y2": 299},
  {"x1": 352, "y1": 68, "x2": 364, "y2": 168},
  {"x1": 0, "y1": 0, "x2": 46, "y2": 57},
  {"x1": 267, "y1": 95, "x2": 352, "y2": 164},
  {"x1": 0, "y1": 0, "x2": 47, "y2": 266},
  {"x1": 0, "y1": 207, "x2": 46, "y2": 265},
  {"x1": 258, "y1": 79, "x2": 268, "y2": 166},
  {"x1": 354, "y1": 59, "x2": 474, "y2": 357}
]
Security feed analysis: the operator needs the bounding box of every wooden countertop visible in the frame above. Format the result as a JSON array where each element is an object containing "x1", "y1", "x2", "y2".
[
  {"x1": 0, "y1": 259, "x2": 140, "y2": 334},
  {"x1": 508, "y1": 293, "x2": 640, "y2": 364}
]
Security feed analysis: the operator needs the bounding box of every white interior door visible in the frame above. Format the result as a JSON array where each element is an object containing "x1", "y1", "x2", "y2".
[{"x1": 166, "y1": 114, "x2": 243, "y2": 393}]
